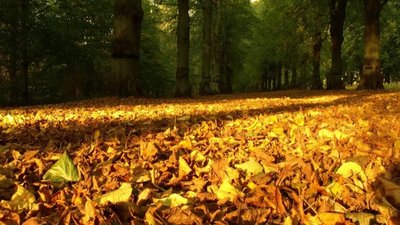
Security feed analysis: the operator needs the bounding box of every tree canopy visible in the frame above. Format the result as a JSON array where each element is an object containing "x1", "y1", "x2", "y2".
[{"x1": 0, "y1": 0, "x2": 399, "y2": 104}]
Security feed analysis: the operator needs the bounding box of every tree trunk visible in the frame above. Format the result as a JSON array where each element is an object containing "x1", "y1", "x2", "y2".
[
  {"x1": 311, "y1": 32, "x2": 323, "y2": 90},
  {"x1": 200, "y1": 0, "x2": 212, "y2": 95},
  {"x1": 9, "y1": 9, "x2": 19, "y2": 103},
  {"x1": 21, "y1": 0, "x2": 30, "y2": 103},
  {"x1": 357, "y1": 0, "x2": 387, "y2": 90},
  {"x1": 219, "y1": 39, "x2": 232, "y2": 94},
  {"x1": 300, "y1": 58, "x2": 308, "y2": 89},
  {"x1": 283, "y1": 67, "x2": 289, "y2": 89},
  {"x1": 270, "y1": 64, "x2": 277, "y2": 90},
  {"x1": 276, "y1": 62, "x2": 282, "y2": 90},
  {"x1": 210, "y1": 0, "x2": 221, "y2": 93},
  {"x1": 175, "y1": 0, "x2": 191, "y2": 97},
  {"x1": 291, "y1": 65, "x2": 298, "y2": 88},
  {"x1": 327, "y1": 0, "x2": 347, "y2": 89},
  {"x1": 111, "y1": 0, "x2": 143, "y2": 97}
]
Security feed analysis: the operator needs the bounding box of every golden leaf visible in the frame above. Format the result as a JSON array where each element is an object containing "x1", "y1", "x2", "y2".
[
  {"x1": 96, "y1": 183, "x2": 132, "y2": 205},
  {"x1": 235, "y1": 157, "x2": 264, "y2": 177},
  {"x1": 306, "y1": 213, "x2": 345, "y2": 225},
  {"x1": 336, "y1": 162, "x2": 367, "y2": 182},
  {"x1": 83, "y1": 197, "x2": 96, "y2": 223},
  {"x1": 158, "y1": 193, "x2": 189, "y2": 207},
  {"x1": 209, "y1": 180, "x2": 244, "y2": 201},
  {"x1": 178, "y1": 156, "x2": 192, "y2": 178},
  {"x1": 137, "y1": 188, "x2": 152, "y2": 205},
  {"x1": 0, "y1": 185, "x2": 38, "y2": 212},
  {"x1": 140, "y1": 141, "x2": 158, "y2": 159}
]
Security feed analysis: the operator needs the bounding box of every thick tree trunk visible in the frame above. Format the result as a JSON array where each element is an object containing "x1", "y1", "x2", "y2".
[
  {"x1": 357, "y1": 0, "x2": 387, "y2": 90},
  {"x1": 112, "y1": 0, "x2": 143, "y2": 97},
  {"x1": 200, "y1": 0, "x2": 212, "y2": 95},
  {"x1": 311, "y1": 32, "x2": 323, "y2": 90},
  {"x1": 175, "y1": 0, "x2": 191, "y2": 97},
  {"x1": 327, "y1": 0, "x2": 347, "y2": 89}
]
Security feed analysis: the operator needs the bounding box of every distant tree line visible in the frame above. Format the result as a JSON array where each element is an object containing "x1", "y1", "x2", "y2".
[{"x1": 0, "y1": 0, "x2": 399, "y2": 105}]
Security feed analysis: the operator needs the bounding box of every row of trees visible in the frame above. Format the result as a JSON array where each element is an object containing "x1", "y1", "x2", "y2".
[
  {"x1": 115, "y1": 0, "x2": 395, "y2": 98},
  {"x1": 254, "y1": 0, "x2": 396, "y2": 92},
  {"x1": 0, "y1": 0, "x2": 399, "y2": 104}
]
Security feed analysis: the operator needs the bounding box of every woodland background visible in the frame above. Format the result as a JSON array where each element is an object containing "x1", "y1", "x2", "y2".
[{"x1": 0, "y1": 0, "x2": 399, "y2": 105}]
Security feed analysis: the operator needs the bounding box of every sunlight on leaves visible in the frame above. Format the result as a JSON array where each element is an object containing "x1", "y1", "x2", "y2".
[
  {"x1": 96, "y1": 183, "x2": 132, "y2": 205},
  {"x1": 178, "y1": 156, "x2": 192, "y2": 178},
  {"x1": 0, "y1": 185, "x2": 38, "y2": 212},
  {"x1": 336, "y1": 162, "x2": 367, "y2": 182},
  {"x1": 235, "y1": 157, "x2": 264, "y2": 177},
  {"x1": 158, "y1": 193, "x2": 189, "y2": 207},
  {"x1": 209, "y1": 180, "x2": 244, "y2": 201}
]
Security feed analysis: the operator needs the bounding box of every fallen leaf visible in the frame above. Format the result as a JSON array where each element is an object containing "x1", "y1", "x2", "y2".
[
  {"x1": 96, "y1": 183, "x2": 132, "y2": 205},
  {"x1": 43, "y1": 151, "x2": 80, "y2": 183},
  {"x1": 158, "y1": 193, "x2": 189, "y2": 207},
  {"x1": 83, "y1": 197, "x2": 96, "y2": 223},
  {"x1": 0, "y1": 185, "x2": 38, "y2": 212},
  {"x1": 178, "y1": 156, "x2": 192, "y2": 178},
  {"x1": 209, "y1": 180, "x2": 244, "y2": 201},
  {"x1": 336, "y1": 161, "x2": 367, "y2": 182},
  {"x1": 235, "y1": 157, "x2": 264, "y2": 177}
]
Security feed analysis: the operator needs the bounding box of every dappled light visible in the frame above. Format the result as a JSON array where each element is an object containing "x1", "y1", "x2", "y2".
[
  {"x1": 1, "y1": 0, "x2": 400, "y2": 224},
  {"x1": 1, "y1": 90, "x2": 400, "y2": 223}
]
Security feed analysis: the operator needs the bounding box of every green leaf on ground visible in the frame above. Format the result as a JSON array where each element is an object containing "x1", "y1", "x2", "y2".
[{"x1": 43, "y1": 151, "x2": 80, "y2": 183}]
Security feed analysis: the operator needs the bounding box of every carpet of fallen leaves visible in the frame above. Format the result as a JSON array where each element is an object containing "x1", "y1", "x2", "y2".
[{"x1": 1, "y1": 90, "x2": 400, "y2": 225}]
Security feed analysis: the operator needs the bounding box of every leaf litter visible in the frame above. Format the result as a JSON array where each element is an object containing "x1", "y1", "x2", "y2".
[{"x1": 0, "y1": 90, "x2": 400, "y2": 224}]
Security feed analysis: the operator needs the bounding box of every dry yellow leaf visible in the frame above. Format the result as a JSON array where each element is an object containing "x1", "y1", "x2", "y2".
[
  {"x1": 96, "y1": 183, "x2": 132, "y2": 205},
  {"x1": 158, "y1": 193, "x2": 189, "y2": 207},
  {"x1": 83, "y1": 197, "x2": 96, "y2": 223},
  {"x1": 306, "y1": 212, "x2": 345, "y2": 225},
  {"x1": 336, "y1": 161, "x2": 367, "y2": 182},
  {"x1": 0, "y1": 185, "x2": 38, "y2": 212},
  {"x1": 235, "y1": 157, "x2": 264, "y2": 177},
  {"x1": 209, "y1": 180, "x2": 244, "y2": 201},
  {"x1": 137, "y1": 188, "x2": 152, "y2": 205},
  {"x1": 178, "y1": 156, "x2": 192, "y2": 178}
]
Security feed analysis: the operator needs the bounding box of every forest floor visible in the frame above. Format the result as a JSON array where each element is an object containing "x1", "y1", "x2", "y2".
[{"x1": 1, "y1": 90, "x2": 400, "y2": 224}]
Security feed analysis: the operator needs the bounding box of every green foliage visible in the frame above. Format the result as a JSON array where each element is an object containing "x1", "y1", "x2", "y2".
[
  {"x1": 43, "y1": 151, "x2": 80, "y2": 183},
  {"x1": 0, "y1": 0, "x2": 399, "y2": 104}
]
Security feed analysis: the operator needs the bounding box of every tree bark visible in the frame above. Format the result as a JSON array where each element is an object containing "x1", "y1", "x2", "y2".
[
  {"x1": 9, "y1": 6, "x2": 19, "y2": 103},
  {"x1": 283, "y1": 66, "x2": 289, "y2": 89},
  {"x1": 327, "y1": 0, "x2": 347, "y2": 89},
  {"x1": 21, "y1": 0, "x2": 30, "y2": 103},
  {"x1": 270, "y1": 64, "x2": 277, "y2": 90},
  {"x1": 175, "y1": 0, "x2": 191, "y2": 97},
  {"x1": 357, "y1": 0, "x2": 387, "y2": 90},
  {"x1": 276, "y1": 63, "x2": 282, "y2": 90},
  {"x1": 111, "y1": 0, "x2": 143, "y2": 97},
  {"x1": 210, "y1": 0, "x2": 221, "y2": 94},
  {"x1": 291, "y1": 65, "x2": 298, "y2": 88},
  {"x1": 311, "y1": 32, "x2": 323, "y2": 90},
  {"x1": 300, "y1": 57, "x2": 308, "y2": 89},
  {"x1": 200, "y1": 0, "x2": 212, "y2": 95}
]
